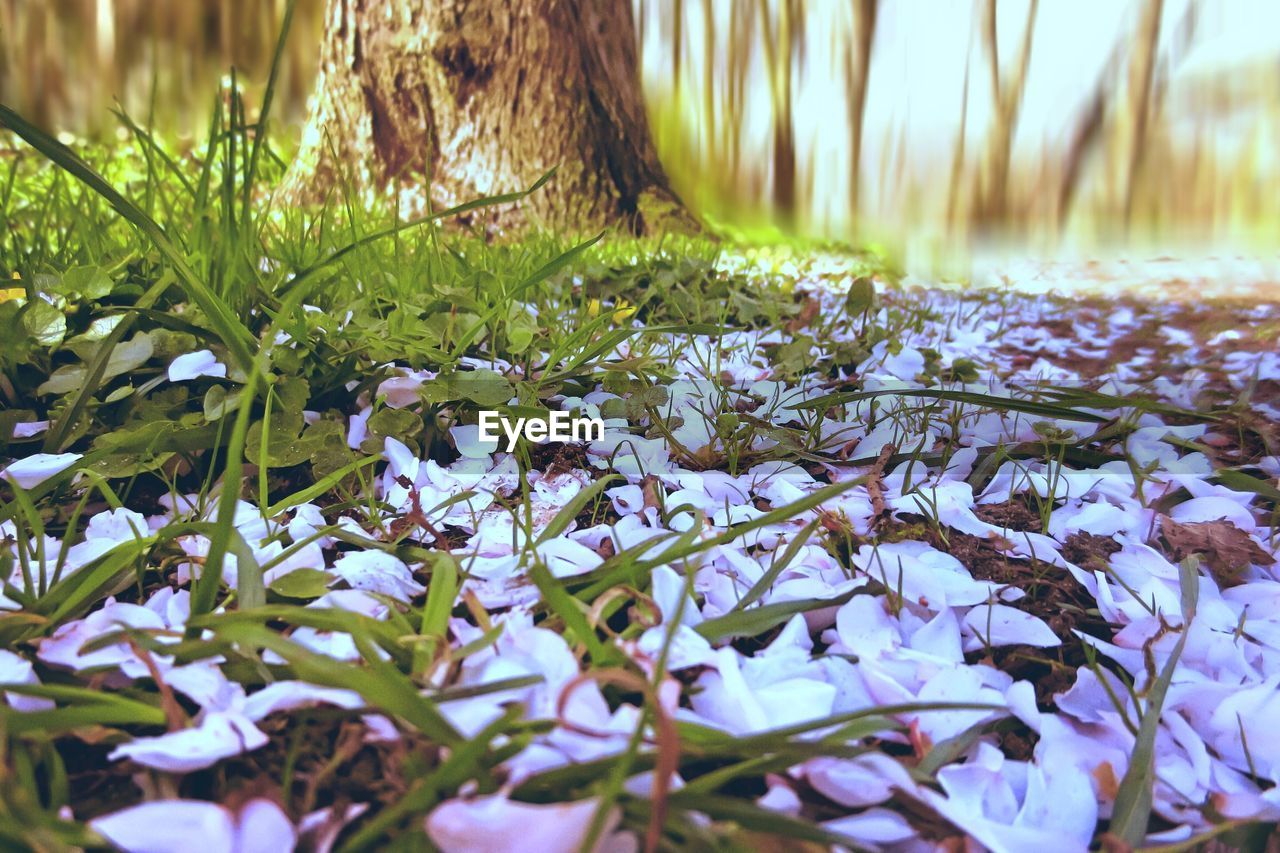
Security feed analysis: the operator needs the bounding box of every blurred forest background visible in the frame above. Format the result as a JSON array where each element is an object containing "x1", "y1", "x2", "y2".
[{"x1": 2, "y1": 0, "x2": 1278, "y2": 254}]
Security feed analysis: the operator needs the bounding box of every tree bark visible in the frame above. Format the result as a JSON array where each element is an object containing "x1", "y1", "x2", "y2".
[
  {"x1": 278, "y1": 0, "x2": 694, "y2": 236},
  {"x1": 974, "y1": 0, "x2": 1038, "y2": 231},
  {"x1": 1122, "y1": 0, "x2": 1164, "y2": 227},
  {"x1": 757, "y1": 0, "x2": 797, "y2": 224},
  {"x1": 845, "y1": 0, "x2": 877, "y2": 228}
]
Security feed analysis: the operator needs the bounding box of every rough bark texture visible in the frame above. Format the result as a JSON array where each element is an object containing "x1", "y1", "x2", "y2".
[{"x1": 278, "y1": 0, "x2": 694, "y2": 235}]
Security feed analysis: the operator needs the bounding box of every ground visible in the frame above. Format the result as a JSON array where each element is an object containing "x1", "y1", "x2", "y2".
[{"x1": 2, "y1": 126, "x2": 1280, "y2": 852}]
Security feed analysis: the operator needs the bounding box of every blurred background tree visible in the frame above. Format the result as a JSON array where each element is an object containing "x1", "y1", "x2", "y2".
[
  {"x1": 3, "y1": 0, "x2": 1278, "y2": 253},
  {"x1": 274, "y1": 0, "x2": 690, "y2": 234}
]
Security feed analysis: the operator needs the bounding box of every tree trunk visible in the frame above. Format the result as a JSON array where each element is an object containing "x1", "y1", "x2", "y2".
[
  {"x1": 758, "y1": 0, "x2": 797, "y2": 224},
  {"x1": 974, "y1": 0, "x2": 1038, "y2": 231},
  {"x1": 845, "y1": 0, "x2": 877, "y2": 228},
  {"x1": 1122, "y1": 0, "x2": 1164, "y2": 227},
  {"x1": 278, "y1": 0, "x2": 694, "y2": 236}
]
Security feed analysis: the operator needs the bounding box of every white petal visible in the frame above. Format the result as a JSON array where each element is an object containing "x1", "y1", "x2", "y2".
[
  {"x1": 534, "y1": 537, "x2": 602, "y2": 579},
  {"x1": 0, "y1": 650, "x2": 53, "y2": 712},
  {"x1": 805, "y1": 753, "x2": 913, "y2": 808},
  {"x1": 91, "y1": 801, "x2": 236, "y2": 853},
  {"x1": 963, "y1": 605, "x2": 1061, "y2": 650},
  {"x1": 1170, "y1": 496, "x2": 1257, "y2": 531},
  {"x1": 244, "y1": 681, "x2": 364, "y2": 721},
  {"x1": 85, "y1": 507, "x2": 149, "y2": 544},
  {"x1": 330, "y1": 550, "x2": 425, "y2": 601},
  {"x1": 168, "y1": 350, "x2": 227, "y2": 382},
  {"x1": 234, "y1": 799, "x2": 297, "y2": 853},
  {"x1": 451, "y1": 423, "x2": 496, "y2": 458},
  {"x1": 108, "y1": 712, "x2": 268, "y2": 773},
  {"x1": 1, "y1": 452, "x2": 81, "y2": 489},
  {"x1": 11, "y1": 420, "x2": 49, "y2": 439},
  {"x1": 824, "y1": 807, "x2": 918, "y2": 844},
  {"x1": 426, "y1": 795, "x2": 617, "y2": 853}
]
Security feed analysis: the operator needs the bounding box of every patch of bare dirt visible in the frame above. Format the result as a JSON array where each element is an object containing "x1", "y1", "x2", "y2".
[
  {"x1": 885, "y1": 518, "x2": 1111, "y2": 707},
  {"x1": 974, "y1": 499, "x2": 1043, "y2": 533}
]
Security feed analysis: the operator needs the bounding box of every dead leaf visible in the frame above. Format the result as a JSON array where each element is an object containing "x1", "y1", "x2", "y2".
[
  {"x1": 1159, "y1": 516, "x2": 1275, "y2": 587},
  {"x1": 866, "y1": 442, "x2": 897, "y2": 522},
  {"x1": 640, "y1": 474, "x2": 662, "y2": 511},
  {"x1": 1092, "y1": 761, "x2": 1120, "y2": 800},
  {"x1": 786, "y1": 297, "x2": 821, "y2": 333}
]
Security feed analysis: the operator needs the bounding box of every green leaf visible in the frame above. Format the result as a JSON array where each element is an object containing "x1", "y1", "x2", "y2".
[
  {"x1": 23, "y1": 300, "x2": 66, "y2": 348},
  {"x1": 279, "y1": 167, "x2": 561, "y2": 303},
  {"x1": 104, "y1": 332, "x2": 156, "y2": 376},
  {"x1": 35, "y1": 538, "x2": 151, "y2": 627},
  {"x1": 36, "y1": 366, "x2": 88, "y2": 397},
  {"x1": 774, "y1": 335, "x2": 815, "y2": 374},
  {"x1": 578, "y1": 475, "x2": 867, "y2": 601},
  {"x1": 203, "y1": 385, "x2": 242, "y2": 421},
  {"x1": 420, "y1": 554, "x2": 459, "y2": 640},
  {"x1": 731, "y1": 518, "x2": 819, "y2": 612},
  {"x1": 246, "y1": 419, "x2": 311, "y2": 467},
  {"x1": 359, "y1": 407, "x2": 423, "y2": 455},
  {"x1": 422, "y1": 369, "x2": 514, "y2": 407},
  {"x1": 506, "y1": 310, "x2": 537, "y2": 353},
  {"x1": 0, "y1": 701, "x2": 166, "y2": 735},
  {"x1": 528, "y1": 562, "x2": 620, "y2": 667},
  {"x1": 268, "y1": 568, "x2": 333, "y2": 599},
  {"x1": 1214, "y1": 469, "x2": 1280, "y2": 505},
  {"x1": 844, "y1": 275, "x2": 875, "y2": 315},
  {"x1": 0, "y1": 104, "x2": 261, "y2": 381},
  {"x1": 304, "y1": 420, "x2": 358, "y2": 480},
  {"x1": 265, "y1": 453, "x2": 376, "y2": 517},
  {"x1": 209, "y1": 621, "x2": 463, "y2": 747},
  {"x1": 665, "y1": 793, "x2": 870, "y2": 850},
  {"x1": 102, "y1": 385, "x2": 134, "y2": 404},
  {"x1": 37, "y1": 331, "x2": 155, "y2": 397},
  {"x1": 60, "y1": 265, "x2": 114, "y2": 299},
  {"x1": 42, "y1": 272, "x2": 175, "y2": 453}
]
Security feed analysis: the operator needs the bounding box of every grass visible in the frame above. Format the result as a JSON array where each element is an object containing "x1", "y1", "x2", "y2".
[
  {"x1": 0, "y1": 83, "x2": 902, "y2": 848},
  {"x1": 0, "y1": 62, "x2": 1278, "y2": 853}
]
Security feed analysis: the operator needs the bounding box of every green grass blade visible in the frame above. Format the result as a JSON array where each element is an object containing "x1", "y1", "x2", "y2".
[
  {"x1": 0, "y1": 103, "x2": 260, "y2": 379},
  {"x1": 188, "y1": 355, "x2": 264, "y2": 631},
  {"x1": 790, "y1": 386, "x2": 1110, "y2": 423},
  {"x1": 695, "y1": 587, "x2": 860, "y2": 642},
  {"x1": 242, "y1": 0, "x2": 297, "y2": 226},
  {"x1": 534, "y1": 474, "x2": 617, "y2": 545},
  {"x1": 1110, "y1": 557, "x2": 1200, "y2": 846}
]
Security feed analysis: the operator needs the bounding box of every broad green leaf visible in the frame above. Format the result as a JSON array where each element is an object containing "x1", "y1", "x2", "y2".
[
  {"x1": 268, "y1": 568, "x2": 333, "y2": 599},
  {"x1": 422, "y1": 369, "x2": 513, "y2": 407},
  {"x1": 845, "y1": 275, "x2": 875, "y2": 314},
  {"x1": 23, "y1": 300, "x2": 66, "y2": 348},
  {"x1": 60, "y1": 265, "x2": 114, "y2": 299},
  {"x1": 203, "y1": 385, "x2": 242, "y2": 421}
]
